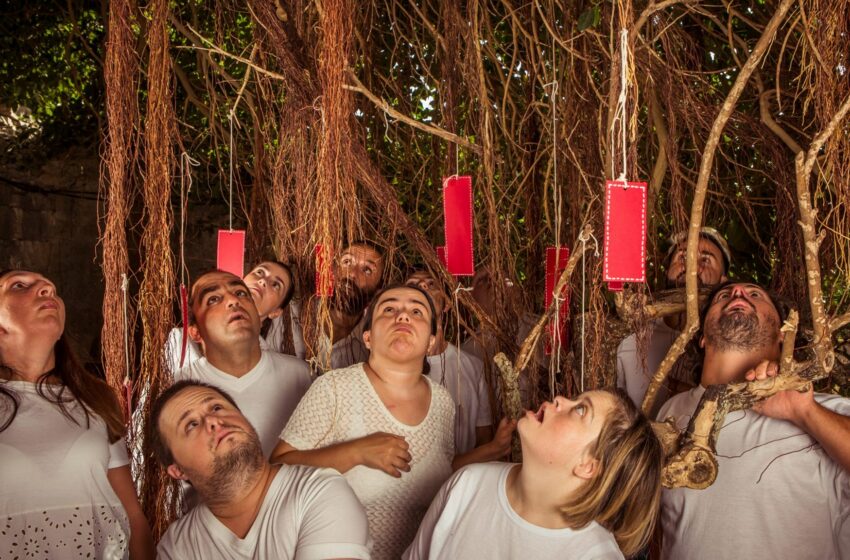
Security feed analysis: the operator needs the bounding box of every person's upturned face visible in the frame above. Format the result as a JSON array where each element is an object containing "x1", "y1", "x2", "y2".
[
  {"x1": 701, "y1": 283, "x2": 782, "y2": 359},
  {"x1": 666, "y1": 238, "x2": 727, "y2": 288},
  {"x1": 243, "y1": 262, "x2": 291, "y2": 320},
  {"x1": 0, "y1": 271, "x2": 65, "y2": 345},
  {"x1": 363, "y1": 287, "x2": 435, "y2": 363},
  {"x1": 405, "y1": 271, "x2": 448, "y2": 316},
  {"x1": 189, "y1": 272, "x2": 260, "y2": 348},
  {"x1": 518, "y1": 391, "x2": 616, "y2": 472},
  {"x1": 158, "y1": 386, "x2": 263, "y2": 489},
  {"x1": 333, "y1": 245, "x2": 384, "y2": 315}
]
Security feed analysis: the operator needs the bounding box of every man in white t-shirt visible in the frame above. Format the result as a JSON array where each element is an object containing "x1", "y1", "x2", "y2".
[
  {"x1": 617, "y1": 227, "x2": 730, "y2": 415},
  {"x1": 657, "y1": 281, "x2": 850, "y2": 560},
  {"x1": 175, "y1": 270, "x2": 311, "y2": 457},
  {"x1": 407, "y1": 269, "x2": 515, "y2": 469},
  {"x1": 152, "y1": 380, "x2": 370, "y2": 560},
  {"x1": 311, "y1": 242, "x2": 386, "y2": 371}
]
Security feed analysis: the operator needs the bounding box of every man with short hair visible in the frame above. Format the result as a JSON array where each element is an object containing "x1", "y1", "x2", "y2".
[
  {"x1": 616, "y1": 227, "x2": 731, "y2": 413},
  {"x1": 176, "y1": 270, "x2": 311, "y2": 457},
  {"x1": 153, "y1": 380, "x2": 371, "y2": 559},
  {"x1": 406, "y1": 269, "x2": 515, "y2": 469},
  {"x1": 313, "y1": 242, "x2": 386, "y2": 370},
  {"x1": 657, "y1": 281, "x2": 850, "y2": 559}
]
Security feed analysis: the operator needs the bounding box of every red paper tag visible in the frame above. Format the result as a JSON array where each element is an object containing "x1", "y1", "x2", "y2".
[
  {"x1": 603, "y1": 180, "x2": 647, "y2": 284},
  {"x1": 436, "y1": 246, "x2": 448, "y2": 268},
  {"x1": 217, "y1": 230, "x2": 245, "y2": 278},
  {"x1": 545, "y1": 247, "x2": 570, "y2": 355},
  {"x1": 443, "y1": 176, "x2": 474, "y2": 276},
  {"x1": 179, "y1": 283, "x2": 189, "y2": 368},
  {"x1": 315, "y1": 244, "x2": 334, "y2": 297},
  {"x1": 607, "y1": 281, "x2": 624, "y2": 292}
]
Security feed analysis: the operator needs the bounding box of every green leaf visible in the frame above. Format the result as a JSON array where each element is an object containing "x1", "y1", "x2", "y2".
[{"x1": 577, "y1": 6, "x2": 600, "y2": 32}]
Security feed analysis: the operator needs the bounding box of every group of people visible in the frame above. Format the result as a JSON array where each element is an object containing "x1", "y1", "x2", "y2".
[{"x1": 1, "y1": 232, "x2": 849, "y2": 559}]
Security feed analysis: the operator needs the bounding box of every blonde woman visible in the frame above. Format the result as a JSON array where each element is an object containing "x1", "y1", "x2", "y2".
[
  {"x1": 404, "y1": 388, "x2": 662, "y2": 559},
  {"x1": 273, "y1": 284, "x2": 455, "y2": 559},
  {"x1": 0, "y1": 270, "x2": 153, "y2": 559}
]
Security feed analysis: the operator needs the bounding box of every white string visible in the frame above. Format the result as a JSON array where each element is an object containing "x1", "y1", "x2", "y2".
[
  {"x1": 577, "y1": 230, "x2": 600, "y2": 393},
  {"x1": 120, "y1": 273, "x2": 130, "y2": 385},
  {"x1": 547, "y1": 29, "x2": 563, "y2": 398},
  {"x1": 453, "y1": 283, "x2": 474, "y2": 414},
  {"x1": 610, "y1": 28, "x2": 630, "y2": 183},
  {"x1": 228, "y1": 112, "x2": 234, "y2": 231},
  {"x1": 179, "y1": 152, "x2": 199, "y2": 287}
]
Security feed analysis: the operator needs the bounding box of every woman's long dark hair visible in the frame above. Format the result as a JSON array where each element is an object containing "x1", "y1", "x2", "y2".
[{"x1": 0, "y1": 271, "x2": 125, "y2": 442}]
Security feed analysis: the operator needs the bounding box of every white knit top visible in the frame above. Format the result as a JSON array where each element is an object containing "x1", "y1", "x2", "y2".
[{"x1": 281, "y1": 363, "x2": 455, "y2": 560}]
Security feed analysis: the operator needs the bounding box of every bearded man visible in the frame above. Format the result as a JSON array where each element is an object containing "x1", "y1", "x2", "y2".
[
  {"x1": 152, "y1": 380, "x2": 371, "y2": 559},
  {"x1": 657, "y1": 281, "x2": 850, "y2": 560}
]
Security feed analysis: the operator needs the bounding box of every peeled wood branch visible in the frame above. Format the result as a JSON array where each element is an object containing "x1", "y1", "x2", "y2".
[
  {"x1": 641, "y1": 0, "x2": 796, "y2": 416},
  {"x1": 344, "y1": 72, "x2": 483, "y2": 155}
]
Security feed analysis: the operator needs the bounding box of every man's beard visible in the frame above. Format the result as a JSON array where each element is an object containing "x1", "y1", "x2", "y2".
[
  {"x1": 704, "y1": 304, "x2": 778, "y2": 352},
  {"x1": 189, "y1": 428, "x2": 265, "y2": 501},
  {"x1": 332, "y1": 278, "x2": 374, "y2": 316}
]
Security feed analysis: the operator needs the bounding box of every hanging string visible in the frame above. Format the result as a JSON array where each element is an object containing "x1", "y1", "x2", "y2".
[
  {"x1": 178, "y1": 152, "x2": 198, "y2": 286},
  {"x1": 227, "y1": 112, "x2": 235, "y2": 231},
  {"x1": 578, "y1": 230, "x2": 600, "y2": 393},
  {"x1": 120, "y1": 273, "x2": 132, "y2": 427},
  {"x1": 610, "y1": 28, "x2": 630, "y2": 183},
  {"x1": 453, "y1": 283, "x2": 474, "y2": 413}
]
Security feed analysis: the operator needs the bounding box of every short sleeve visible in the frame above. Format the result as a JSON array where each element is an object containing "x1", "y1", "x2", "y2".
[
  {"x1": 293, "y1": 470, "x2": 371, "y2": 560},
  {"x1": 402, "y1": 469, "x2": 456, "y2": 560},
  {"x1": 164, "y1": 326, "x2": 201, "y2": 374},
  {"x1": 280, "y1": 374, "x2": 340, "y2": 450},
  {"x1": 107, "y1": 437, "x2": 130, "y2": 469}
]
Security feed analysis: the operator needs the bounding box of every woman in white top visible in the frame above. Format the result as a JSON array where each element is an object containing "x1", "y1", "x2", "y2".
[
  {"x1": 0, "y1": 269, "x2": 153, "y2": 559},
  {"x1": 273, "y1": 285, "x2": 455, "y2": 559},
  {"x1": 165, "y1": 260, "x2": 297, "y2": 371},
  {"x1": 405, "y1": 387, "x2": 662, "y2": 560}
]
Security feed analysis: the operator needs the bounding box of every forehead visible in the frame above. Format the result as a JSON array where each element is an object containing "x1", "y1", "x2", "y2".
[
  {"x1": 192, "y1": 272, "x2": 244, "y2": 295},
  {"x1": 675, "y1": 238, "x2": 722, "y2": 255},
  {"x1": 406, "y1": 271, "x2": 435, "y2": 283},
  {"x1": 711, "y1": 283, "x2": 771, "y2": 302},
  {"x1": 160, "y1": 386, "x2": 225, "y2": 427},
  {"x1": 376, "y1": 287, "x2": 430, "y2": 308},
  {"x1": 249, "y1": 262, "x2": 290, "y2": 281},
  {"x1": 341, "y1": 245, "x2": 383, "y2": 263}
]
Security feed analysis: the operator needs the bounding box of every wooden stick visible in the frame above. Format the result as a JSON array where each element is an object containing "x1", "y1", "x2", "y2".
[{"x1": 641, "y1": 0, "x2": 796, "y2": 416}]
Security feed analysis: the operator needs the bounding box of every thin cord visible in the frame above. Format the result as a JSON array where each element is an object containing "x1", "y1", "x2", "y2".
[
  {"x1": 610, "y1": 28, "x2": 630, "y2": 182},
  {"x1": 179, "y1": 152, "x2": 198, "y2": 286},
  {"x1": 578, "y1": 230, "x2": 600, "y2": 393},
  {"x1": 453, "y1": 284, "x2": 474, "y2": 410},
  {"x1": 228, "y1": 112, "x2": 234, "y2": 231}
]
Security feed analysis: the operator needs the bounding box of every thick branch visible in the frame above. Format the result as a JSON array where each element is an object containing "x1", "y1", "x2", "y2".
[{"x1": 641, "y1": 0, "x2": 796, "y2": 416}]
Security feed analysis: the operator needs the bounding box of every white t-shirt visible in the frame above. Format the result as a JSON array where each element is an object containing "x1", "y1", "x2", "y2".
[
  {"x1": 404, "y1": 462, "x2": 624, "y2": 560},
  {"x1": 281, "y1": 364, "x2": 455, "y2": 560},
  {"x1": 174, "y1": 351, "x2": 312, "y2": 457},
  {"x1": 616, "y1": 319, "x2": 678, "y2": 413},
  {"x1": 264, "y1": 303, "x2": 307, "y2": 358},
  {"x1": 657, "y1": 387, "x2": 850, "y2": 560},
  {"x1": 0, "y1": 381, "x2": 131, "y2": 559},
  {"x1": 157, "y1": 464, "x2": 371, "y2": 560},
  {"x1": 314, "y1": 319, "x2": 370, "y2": 372},
  {"x1": 426, "y1": 344, "x2": 492, "y2": 454}
]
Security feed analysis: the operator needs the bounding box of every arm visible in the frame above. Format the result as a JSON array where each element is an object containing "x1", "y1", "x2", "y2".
[
  {"x1": 107, "y1": 465, "x2": 154, "y2": 560},
  {"x1": 272, "y1": 433, "x2": 412, "y2": 477},
  {"x1": 451, "y1": 419, "x2": 516, "y2": 471},
  {"x1": 748, "y1": 360, "x2": 850, "y2": 472}
]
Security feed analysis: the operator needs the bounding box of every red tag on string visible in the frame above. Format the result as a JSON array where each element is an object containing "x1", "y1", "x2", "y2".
[
  {"x1": 179, "y1": 283, "x2": 189, "y2": 369},
  {"x1": 436, "y1": 246, "x2": 448, "y2": 268},
  {"x1": 217, "y1": 230, "x2": 245, "y2": 278},
  {"x1": 545, "y1": 247, "x2": 570, "y2": 355},
  {"x1": 603, "y1": 180, "x2": 647, "y2": 285},
  {"x1": 443, "y1": 176, "x2": 475, "y2": 276},
  {"x1": 315, "y1": 244, "x2": 334, "y2": 297}
]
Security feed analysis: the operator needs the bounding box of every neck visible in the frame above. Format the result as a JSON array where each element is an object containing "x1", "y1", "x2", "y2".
[
  {"x1": 0, "y1": 337, "x2": 57, "y2": 382},
  {"x1": 204, "y1": 342, "x2": 262, "y2": 377},
  {"x1": 701, "y1": 345, "x2": 780, "y2": 386},
  {"x1": 204, "y1": 463, "x2": 278, "y2": 537},
  {"x1": 428, "y1": 325, "x2": 448, "y2": 356},
  {"x1": 329, "y1": 308, "x2": 361, "y2": 343},
  {"x1": 365, "y1": 355, "x2": 423, "y2": 389},
  {"x1": 506, "y1": 462, "x2": 578, "y2": 530}
]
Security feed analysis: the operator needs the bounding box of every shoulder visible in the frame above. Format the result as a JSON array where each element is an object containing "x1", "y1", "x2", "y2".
[
  {"x1": 616, "y1": 332, "x2": 637, "y2": 355},
  {"x1": 574, "y1": 523, "x2": 624, "y2": 559},
  {"x1": 173, "y1": 358, "x2": 210, "y2": 381},
  {"x1": 264, "y1": 351, "x2": 310, "y2": 372},
  {"x1": 456, "y1": 346, "x2": 485, "y2": 373},
  {"x1": 450, "y1": 462, "x2": 510, "y2": 490},
  {"x1": 157, "y1": 507, "x2": 204, "y2": 554},
  {"x1": 656, "y1": 387, "x2": 702, "y2": 423},
  {"x1": 427, "y1": 377, "x2": 454, "y2": 403}
]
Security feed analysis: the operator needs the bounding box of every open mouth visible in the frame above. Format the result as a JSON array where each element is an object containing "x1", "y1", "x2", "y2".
[
  {"x1": 527, "y1": 403, "x2": 547, "y2": 423},
  {"x1": 724, "y1": 299, "x2": 754, "y2": 313},
  {"x1": 227, "y1": 311, "x2": 249, "y2": 324},
  {"x1": 215, "y1": 429, "x2": 239, "y2": 448}
]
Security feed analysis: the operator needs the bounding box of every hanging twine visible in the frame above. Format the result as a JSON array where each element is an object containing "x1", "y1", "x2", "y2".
[
  {"x1": 178, "y1": 152, "x2": 198, "y2": 286},
  {"x1": 228, "y1": 112, "x2": 235, "y2": 231},
  {"x1": 453, "y1": 283, "x2": 474, "y2": 413},
  {"x1": 578, "y1": 230, "x2": 600, "y2": 393},
  {"x1": 610, "y1": 28, "x2": 630, "y2": 184},
  {"x1": 120, "y1": 273, "x2": 132, "y2": 426}
]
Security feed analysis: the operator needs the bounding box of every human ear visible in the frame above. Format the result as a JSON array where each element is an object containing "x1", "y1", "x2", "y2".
[
  {"x1": 699, "y1": 335, "x2": 705, "y2": 349},
  {"x1": 267, "y1": 308, "x2": 284, "y2": 320},
  {"x1": 166, "y1": 464, "x2": 189, "y2": 481},
  {"x1": 188, "y1": 324, "x2": 203, "y2": 344},
  {"x1": 573, "y1": 456, "x2": 600, "y2": 480},
  {"x1": 362, "y1": 330, "x2": 372, "y2": 350}
]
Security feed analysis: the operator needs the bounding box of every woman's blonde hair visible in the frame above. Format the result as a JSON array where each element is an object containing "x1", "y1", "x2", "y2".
[{"x1": 559, "y1": 388, "x2": 662, "y2": 557}]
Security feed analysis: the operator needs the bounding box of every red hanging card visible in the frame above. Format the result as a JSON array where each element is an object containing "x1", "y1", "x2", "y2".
[
  {"x1": 217, "y1": 229, "x2": 245, "y2": 278},
  {"x1": 443, "y1": 176, "x2": 475, "y2": 276},
  {"x1": 436, "y1": 246, "x2": 448, "y2": 268},
  {"x1": 545, "y1": 247, "x2": 570, "y2": 355},
  {"x1": 315, "y1": 244, "x2": 334, "y2": 297},
  {"x1": 603, "y1": 180, "x2": 647, "y2": 285}
]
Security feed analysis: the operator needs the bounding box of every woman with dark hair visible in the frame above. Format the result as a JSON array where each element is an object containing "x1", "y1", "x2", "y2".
[
  {"x1": 0, "y1": 270, "x2": 153, "y2": 559},
  {"x1": 404, "y1": 388, "x2": 663, "y2": 559},
  {"x1": 272, "y1": 284, "x2": 455, "y2": 559}
]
